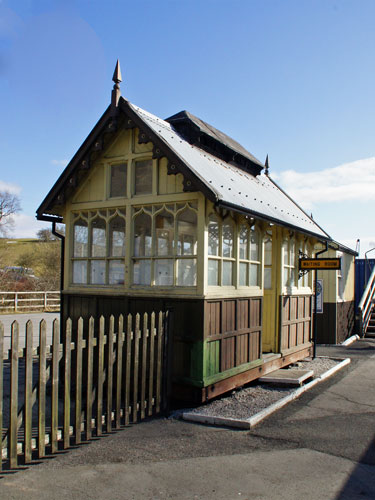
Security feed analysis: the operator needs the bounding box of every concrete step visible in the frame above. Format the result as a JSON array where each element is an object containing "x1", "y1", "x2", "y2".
[{"x1": 259, "y1": 368, "x2": 314, "y2": 387}]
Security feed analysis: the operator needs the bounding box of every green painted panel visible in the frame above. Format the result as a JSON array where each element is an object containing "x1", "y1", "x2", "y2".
[
  {"x1": 204, "y1": 340, "x2": 220, "y2": 378},
  {"x1": 203, "y1": 358, "x2": 263, "y2": 386},
  {"x1": 190, "y1": 341, "x2": 204, "y2": 381}
]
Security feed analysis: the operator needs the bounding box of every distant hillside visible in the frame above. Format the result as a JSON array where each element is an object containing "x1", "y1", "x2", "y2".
[{"x1": 0, "y1": 238, "x2": 61, "y2": 291}]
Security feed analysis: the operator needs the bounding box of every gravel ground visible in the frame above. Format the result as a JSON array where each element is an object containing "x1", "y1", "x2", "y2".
[{"x1": 184, "y1": 357, "x2": 341, "y2": 421}]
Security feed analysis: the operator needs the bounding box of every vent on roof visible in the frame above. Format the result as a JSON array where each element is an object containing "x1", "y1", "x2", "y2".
[{"x1": 166, "y1": 110, "x2": 263, "y2": 177}]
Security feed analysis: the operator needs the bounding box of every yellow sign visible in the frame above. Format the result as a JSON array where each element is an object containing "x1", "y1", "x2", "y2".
[{"x1": 300, "y1": 258, "x2": 341, "y2": 270}]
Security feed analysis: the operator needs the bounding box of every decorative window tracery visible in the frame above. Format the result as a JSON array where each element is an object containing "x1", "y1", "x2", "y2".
[
  {"x1": 132, "y1": 202, "x2": 198, "y2": 287},
  {"x1": 207, "y1": 213, "x2": 262, "y2": 288},
  {"x1": 239, "y1": 223, "x2": 261, "y2": 287},
  {"x1": 72, "y1": 209, "x2": 126, "y2": 285}
]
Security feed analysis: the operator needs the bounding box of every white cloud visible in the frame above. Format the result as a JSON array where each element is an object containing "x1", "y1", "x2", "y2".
[
  {"x1": 51, "y1": 159, "x2": 68, "y2": 166},
  {"x1": 273, "y1": 157, "x2": 375, "y2": 211},
  {"x1": 11, "y1": 213, "x2": 50, "y2": 238},
  {"x1": 0, "y1": 180, "x2": 21, "y2": 194}
]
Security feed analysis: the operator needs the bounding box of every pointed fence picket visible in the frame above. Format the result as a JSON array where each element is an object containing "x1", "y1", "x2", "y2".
[{"x1": 0, "y1": 311, "x2": 167, "y2": 471}]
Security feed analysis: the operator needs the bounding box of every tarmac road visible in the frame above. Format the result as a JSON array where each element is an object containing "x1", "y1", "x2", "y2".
[
  {"x1": 0, "y1": 312, "x2": 60, "y2": 352},
  {"x1": 0, "y1": 338, "x2": 374, "y2": 499}
]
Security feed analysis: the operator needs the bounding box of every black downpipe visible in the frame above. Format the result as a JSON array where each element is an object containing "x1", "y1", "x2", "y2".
[
  {"x1": 313, "y1": 241, "x2": 328, "y2": 358},
  {"x1": 52, "y1": 222, "x2": 65, "y2": 331}
]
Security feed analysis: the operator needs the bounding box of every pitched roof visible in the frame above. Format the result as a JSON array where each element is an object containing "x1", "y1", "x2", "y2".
[{"x1": 37, "y1": 97, "x2": 330, "y2": 240}]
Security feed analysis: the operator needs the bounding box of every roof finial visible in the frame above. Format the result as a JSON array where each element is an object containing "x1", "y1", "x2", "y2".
[
  {"x1": 111, "y1": 59, "x2": 122, "y2": 108},
  {"x1": 265, "y1": 154, "x2": 269, "y2": 176}
]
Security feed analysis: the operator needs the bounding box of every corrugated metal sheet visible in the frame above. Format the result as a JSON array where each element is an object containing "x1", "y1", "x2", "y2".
[{"x1": 130, "y1": 103, "x2": 330, "y2": 240}]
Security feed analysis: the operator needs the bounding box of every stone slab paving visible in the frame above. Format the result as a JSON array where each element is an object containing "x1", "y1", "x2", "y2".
[{"x1": 259, "y1": 368, "x2": 314, "y2": 385}]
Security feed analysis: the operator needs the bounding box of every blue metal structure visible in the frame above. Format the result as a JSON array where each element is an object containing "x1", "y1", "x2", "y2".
[{"x1": 355, "y1": 258, "x2": 375, "y2": 309}]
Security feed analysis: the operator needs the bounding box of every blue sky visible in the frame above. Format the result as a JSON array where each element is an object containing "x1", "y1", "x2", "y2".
[{"x1": 1, "y1": 0, "x2": 374, "y2": 256}]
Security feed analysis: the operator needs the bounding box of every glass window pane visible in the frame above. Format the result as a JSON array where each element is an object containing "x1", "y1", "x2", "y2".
[
  {"x1": 133, "y1": 260, "x2": 151, "y2": 285},
  {"x1": 222, "y1": 261, "x2": 233, "y2": 286},
  {"x1": 73, "y1": 261, "x2": 87, "y2": 284},
  {"x1": 134, "y1": 213, "x2": 152, "y2": 257},
  {"x1": 110, "y1": 163, "x2": 127, "y2": 197},
  {"x1": 177, "y1": 209, "x2": 197, "y2": 256},
  {"x1": 208, "y1": 217, "x2": 219, "y2": 256},
  {"x1": 177, "y1": 259, "x2": 197, "y2": 286},
  {"x1": 239, "y1": 224, "x2": 249, "y2": 260},
  {"x1": 290, "y1": 239, "x2": 295, "y2": 264},
  {"x1": 250, "y1": 228, "x2": 259, "y2": 261},
  {"x1": 91, "y1": 218, "x2": 106, "y2": 257},
  {"x1": 109, "y1": 216, "x2": 125, "y2": 257},
  {"x1": 208, "y1": 259, "x2": 219, "y2": 286},
  {"x1": 134, "y1": 160, "x2": 153, "y2": 195},
  {"x1": 264, "y1": 268, "x2": 272, "y2": 289},
  {"x1": 239, "y1": 262, "x2": 248, "y2": 286},
  {"x1": 250, "y1": 264, "x2": 259, "y2": 286},
  {"x1": 222, "y1": 222, "x2": 234, "y2": 258},
  {"x1": 156, "y1": 211, "x2": 174, "y2": 256},
  {"x1": 155, "y1": 259, "x2": 173, "y2": 286},
  {"x1": 90, "y1": 260, "x2": 106, "y2": 285},
  {"x1": 283, "y1": 241, "x2": 289, "y2": 265},
  {"x1": 109, "y1": 260, "x2": 124, "y2": 284},
  {"x1": 283, "y1": 268, "x2": 289, "y2": 287},
  {"x1": 265, "y1": 236, "x2": 272, "y2": 266},
  {"x1": 73, "y1": 220, "x2": 88, "y2": 257}
]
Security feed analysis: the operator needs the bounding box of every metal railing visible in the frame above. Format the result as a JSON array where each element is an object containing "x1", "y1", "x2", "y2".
[
  {"x1": 357, "y1": 265, "x2": 375, "y2": 336},
  {"x1": 0, "y1": 291, "x2": 60, "y2": 313}
]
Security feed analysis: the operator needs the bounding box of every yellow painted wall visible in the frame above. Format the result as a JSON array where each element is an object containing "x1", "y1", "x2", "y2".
[{"x1": 317, "y1": 247, "x2": 355, "y2": 304}]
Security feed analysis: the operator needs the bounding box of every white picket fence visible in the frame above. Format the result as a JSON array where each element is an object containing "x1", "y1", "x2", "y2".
[{"x1": 0, "y1": 291, "x2": 60, "y2": 313}]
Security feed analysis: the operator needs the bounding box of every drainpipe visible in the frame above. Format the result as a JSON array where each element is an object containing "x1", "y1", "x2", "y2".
[
  {"x1": 52, "y1": 222, "x2": 65, "y2": 330},
  {"x1": 313, "y1": 241, "x2": 328, "y2": 358}
]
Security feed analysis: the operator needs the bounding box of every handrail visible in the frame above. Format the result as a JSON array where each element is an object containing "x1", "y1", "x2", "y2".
[{"x1": 357, "y1": 265, "x2": 375, "y2": 336}]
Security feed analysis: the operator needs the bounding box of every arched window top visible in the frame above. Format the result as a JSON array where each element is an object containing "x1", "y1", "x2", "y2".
[
  {"x1": 91, "y1": 216, "x2": 106, "y2": 257},
  {"x1": 134, "y1": 211, "x2": 152, "y2": 257},
  {"x1": 250, "y1": 226, "x2": 260, "y2": 262},
  {"x1": 208, "y1": 214, "x2": 219, "y2": 256},
  {"x1": 177, "y1": 207, "x2": 197, "y2": 256},
  {"x1": 155, "y1": 210, "x2": 174, "y2": 256},
  {"x1": 73, "y1": 218, "x2": 88, "y2": 258},
  {"x1": 222, "y1": 217, "x2": 234, "y2": 259},
  {"x1": 109, "y1": 215, "x2": 125, "y2": 257}
]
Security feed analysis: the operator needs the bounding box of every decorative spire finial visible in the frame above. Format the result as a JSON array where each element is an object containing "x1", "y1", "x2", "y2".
[
  {"x1": 111, "y1": 59, "x2": 122, "y2": 108},
  {"x1": 265, "y1": 154, "x2": 269, "y2": 176}
]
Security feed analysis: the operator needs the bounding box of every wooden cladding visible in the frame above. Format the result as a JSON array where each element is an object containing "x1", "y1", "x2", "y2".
[
  {"x1": 204, "y1": 298, "x2": 262, "y2": 377},
  {"x1": 280, "y1": 295, "x2": 312, "y2": 351}
]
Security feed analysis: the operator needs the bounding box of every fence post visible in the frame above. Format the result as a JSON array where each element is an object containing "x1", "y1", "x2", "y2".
[
  {"x1": 9, "y1": 321, "x2": 19, "y2": 469},
  {"x1": 0, "y1": 322, "x2": 4, "y2": 471},
  {"x1": 24, "y1": 321, "x2": 33, "y2": 463},
  {"x1": 14, "y1": 293, "x2": 18, "y2": 313},
  {"x1": 63, "y1": 319, "x2": 72, "y2": 449},
  {"x1": 51, "y1": 319, "x2": 60, "y2": 453},
  {"x1": 38, "y1": 320, "x2": 47, "y2": 458},
  {"x1": 44, "y1": 292, "x2": 47, "y2": 311}
]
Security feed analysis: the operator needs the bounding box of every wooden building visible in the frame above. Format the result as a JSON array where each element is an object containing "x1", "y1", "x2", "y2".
[
  {"x1": 37, "y1": 62, "x2": 332, "y2": 402},
  {"x1": 315, "y1": 242, "x2": 357, "y2": 344}
]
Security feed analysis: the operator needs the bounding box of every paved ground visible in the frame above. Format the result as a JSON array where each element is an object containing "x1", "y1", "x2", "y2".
[
  {"x1": 0, "y1": 338, "x2": 374, "y2": 499},
  {"x1": 0, "y1": 312, "x2": 60, "y2": 352}
]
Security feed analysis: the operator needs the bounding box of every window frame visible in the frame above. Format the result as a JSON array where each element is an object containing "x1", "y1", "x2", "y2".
[
  {"x1": 131, "y1": 202, "x2": 198, "y2": 287},
  {"x1": 71, "y1": 209, "x2": 126, "y2": 286}
]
